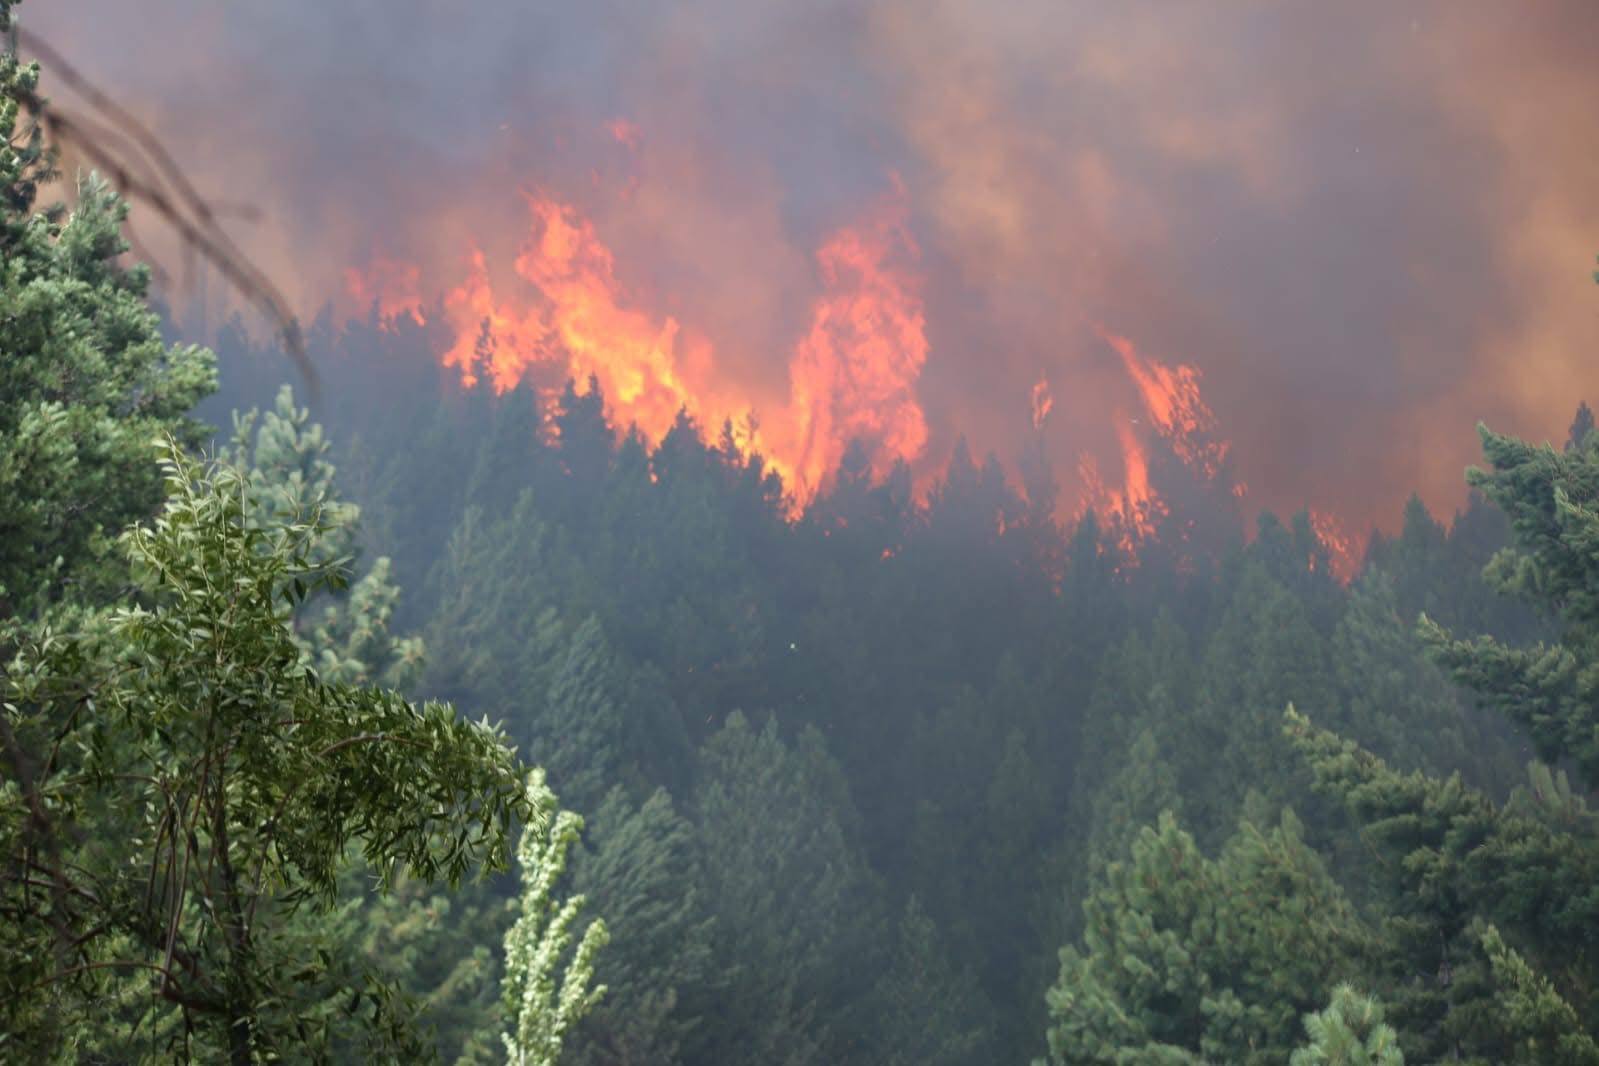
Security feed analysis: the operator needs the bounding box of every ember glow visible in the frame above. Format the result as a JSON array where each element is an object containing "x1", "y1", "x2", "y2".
[
  {"x1": 345, "y1": 256, "x2": 426, "y2": 326},
  {"x1": 1309, "y1": 510, "x2": 1360, "y2": 583},
  {"x1": 1031, "y1": 377, "x2": 1054, "y2": 430}
]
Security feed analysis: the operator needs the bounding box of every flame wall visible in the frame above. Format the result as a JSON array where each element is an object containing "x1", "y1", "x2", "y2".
[{"x1": 28, "y1": 0, "x2": 1599, "y2": 538}]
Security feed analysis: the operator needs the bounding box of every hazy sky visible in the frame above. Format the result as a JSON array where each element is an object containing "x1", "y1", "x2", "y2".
[{"x1": 25, "y1": 1, "x2": 1599, "y2": 532}]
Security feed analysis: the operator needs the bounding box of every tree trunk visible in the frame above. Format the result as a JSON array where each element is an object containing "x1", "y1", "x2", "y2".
[{"x1": 214, "y1": 797, "x2": 254, "y2": 1065}]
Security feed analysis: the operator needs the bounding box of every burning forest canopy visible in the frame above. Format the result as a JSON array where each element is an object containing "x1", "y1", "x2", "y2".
[
  {"x1": 21, "y1": 0, "x2": 1599, "y2": 564},
  {"x1": 14, "y1": 2, "x2": 1599, "y2": 1062}
]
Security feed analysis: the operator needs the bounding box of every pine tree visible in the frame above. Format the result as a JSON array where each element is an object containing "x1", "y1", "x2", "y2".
[
  {"x1": 1566, "y1": 402, "x2": 1594, "y2": 454},
  {"x1": 1423, "y1": 425, "x2": 1599, "y2": 784},
  {"x1": 871, "y1": 896, "x2": 998, "y2": 1066},
  {"x1": 340, "y1": 867, "x2": 509, "y2": 1065},
  {"x1": 692, "y1": 711, "x2": 881, "y2": 1065},
  {"x1": 566, "y1": 787, "x2": 715, "y2": 1066},
  {"x1": 223, "y1": 385, "x2": 423, "y2": 688},
  {"x1": 420, "y1": 493, "x2": 567, "y2": 717},
  {"x1": 1282, "y1": 421, "x2": 1599, "y2": 1059},
  {"x1": 1041, "y1": 809, "x2": 1367, "y2": 1065},
  {"x1": 1478, "y1": 925, "x2": 1599, "y2": 1065},
  {"x1": 1329, "y1": 572, "x2": 1478, "y2": 778},
  {"x1": 1187, "y1": 561, "x2": 1335, "y2": 839},
  {"x1": 0, "y1": 23, "x2": 215, "y2": 620},
  {"x1": 529, "y1": 617, "x2": 628, "y2": 812},
  {"x1": 1290, "y1": 985, "x2": 1404, "y2": 1066}
]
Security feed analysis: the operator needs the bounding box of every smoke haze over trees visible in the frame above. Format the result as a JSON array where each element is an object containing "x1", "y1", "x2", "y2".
[{"x1": 8, "y1": 1, "x2": 1599, "y2": 1062}]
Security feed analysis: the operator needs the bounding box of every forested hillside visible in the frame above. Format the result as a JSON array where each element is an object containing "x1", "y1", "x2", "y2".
[
  {"x1": 188, "y1": 302, "x2": 1596, "y2": 1062},
  {"x1": 8, "y1": 3, "x2": 1599, "y2": 1059}
]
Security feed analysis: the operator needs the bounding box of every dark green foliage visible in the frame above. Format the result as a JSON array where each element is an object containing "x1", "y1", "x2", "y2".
[
  {"x1": 1424, "y1": 426, "x2": 1599, "y2": 785},
  {"x1": 1329, "y1": 571, "x2": 1512, "y2": 789},
  {"x1": 1187, "y1": 560, "x2": 1337, "y2": 834},
  {"x1": 340, "y1": 869, "x2": 509, "y2": 1065},
  {"x1": 1042, "y1": 809, "x2": 1368, "y2": 1064},
  {"x1": 691, "y1": 711, "x2": 880, "y2": 1065},
  {"x1": 1, "y1": 443, "x2": 529, "y2": 1061},
  {"x1": 419, "y1": 493, "x2": 567, "y2": 717},
  {"x1": 1567, "y1": 402, "x2": 1595, "y2": 454},
  {"x1": 1286, "y1": 711, "x2": 1593, "y2": 1059},
  {"x1": 194, "y1": 310, "x2": 1568, "y2": 1061},
  {"x1": 1283, "y1": 411, "x2": 1599, "y2": 1060},
  {"x1": 870, "y1": 897, "x2": 998, "y2": 1066},
  {"x1": 19, "y1": 6, "x2": 1586, "y2": 1049},
  {"x1": 0, "y1": 33, "x2": 215, "y2": 619},
  {"x1": 565, "y1": 788, "x2": 715, "y2": 1066}
]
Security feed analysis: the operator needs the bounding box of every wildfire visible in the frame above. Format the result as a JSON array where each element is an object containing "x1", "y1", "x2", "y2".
[
  {"x1": 1095, "y1": 324, "x2": 1229, "y2": 479},
  {"x1": 1078, "y1": 413, "x2": 1164, "y2": 548},
  {"x1": 1031, "y1": 376, "x2": 1054, "y2": 430},
  {"x1": 345, "y1": 255, "x2": 426, "y2": 325},
  {"x1": 1309, "y1": 509, "x2": 1361, "y2": 583},
  {"x1": 414, "y1": 182, "x2": 926, "y2": 508},
  {"x1": 784, "y1": 185, "x2": 928, "y2": 499},
  {"x1": 344, "y1": 144, "x2": 1269, "y2": 558},
  {"x1": 1074, "y1": 327, "x2": 1233, "y2": 550},
  {"x1": 606, "y1": 118, "x2": 641, "y2": 149}
]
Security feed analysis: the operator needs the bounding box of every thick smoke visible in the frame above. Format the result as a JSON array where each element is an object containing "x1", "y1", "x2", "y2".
[{"x1": 30, "y1": 0, "x2": 1599, "y2": 532}]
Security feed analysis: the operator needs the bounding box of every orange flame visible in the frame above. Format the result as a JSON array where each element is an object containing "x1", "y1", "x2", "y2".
[
  {"x1": 1068, "y1": 324, "x2": 1239, "y2": 554},
  {"x1": 345, "y1": 255, "x2": 427, "y2": 324},
  {"x1": 438, "y1": 195, "x2": 719, "y2": 442},
  {"x1": 355, "y1": 153, "x2": 1262, "y2": 553},
  {"x1": 1309, "y1": 509, "x2": 1360, "y2": 583},
  {"x1": 1076, "y1": 411, "x2": 1164, "y2": 552},
  {"x1": 1107, "y1": 414, "x2": 1162, "y2": 543},
  {"x1": 1096, "y1": 325, "x2": 1229, "y2": 479},
  {"x1": 431, "y1": 184, "x2": 927, "y2": 508},
  {"x1": 783, "y1": 186, "x2": 928, "y2": 500},
  {"x1": 1031, "y1": 376, "x2": 1054, "y2": 430}
]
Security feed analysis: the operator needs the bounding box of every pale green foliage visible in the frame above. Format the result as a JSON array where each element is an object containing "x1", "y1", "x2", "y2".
[
  {"x1": 502, "y1": 768, "x2": 609, "y2": 1066},
  {"x1": 223, "y1": 385, "x2": 423, "y2": 688},
  {"x1": 1291, "y1": 985, "x2": 1403, "y2": 1065},
  {"x1": 222, "y1": 385, "x2": 359, "y2": 565}
]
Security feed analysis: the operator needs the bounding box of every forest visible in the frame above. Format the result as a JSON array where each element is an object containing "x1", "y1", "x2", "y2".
[{"x1": 8, "y1": 3, "x2": 1599, "y2": 1063}]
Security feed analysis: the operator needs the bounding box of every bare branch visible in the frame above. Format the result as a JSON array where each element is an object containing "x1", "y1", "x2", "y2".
[{"x1": 8, "y1": 29, "x2": 319, "y2": 397}]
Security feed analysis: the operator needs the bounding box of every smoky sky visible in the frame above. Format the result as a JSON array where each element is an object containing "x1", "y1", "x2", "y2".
[{"x1": 27, "y1": 0, "x2": 1599, "y2": 534}]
